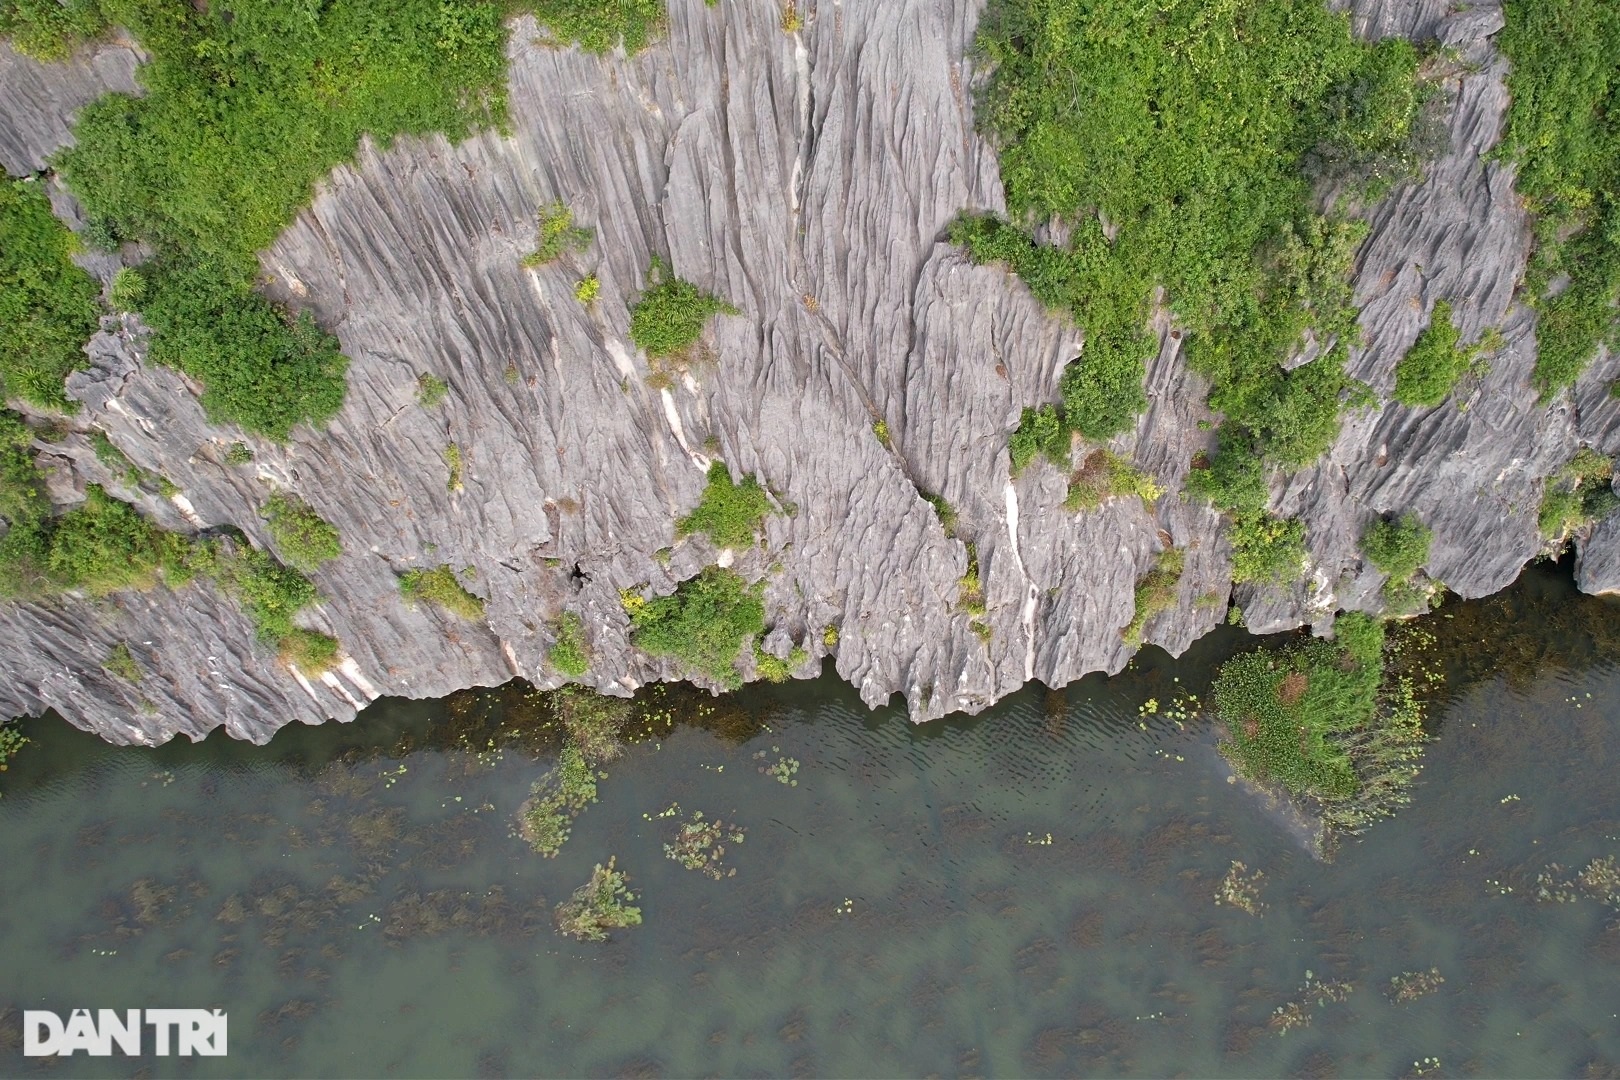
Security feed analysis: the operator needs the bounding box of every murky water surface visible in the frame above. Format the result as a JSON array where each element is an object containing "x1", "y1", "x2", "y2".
[{"x1": 3, "y1": 565, "x2": 1620, "y2": 1077}]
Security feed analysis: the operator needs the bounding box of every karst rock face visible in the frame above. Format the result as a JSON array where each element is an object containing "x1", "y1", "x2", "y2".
[{"x1": 0, "y1": 0, "x2": 1614, "y2": 745}]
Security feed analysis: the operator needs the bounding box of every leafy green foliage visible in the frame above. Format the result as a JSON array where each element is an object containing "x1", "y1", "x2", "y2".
[
  {"x1": 103, "y1": 641, "x2": 142, "y2": 682},
  {"x1": 262, "y1": 491, "x2": 342, "y2": 572},
  {"x1": 549, "y1": 611, "x2": 590, "y2": 677},
  {"x1": 137, "y1": 258, "x2": 347, "y2": 440},
  {"x1": 43, "y1": 486, "x2": 172, "y2": 594},
  {"x1": 554, "y1": 857, "x2": 641, "y2": 941},
  {"x1": 628, "y1": 259, "x2": 737, "y2": 359},
  {"x1": 0, "y1": 0, "x2": 106, "y2": 60},
  {"x1": 522, "y1": 201, "x2": 593, "y2": 267},
  {"x1": 678, "y1": 461, "x2": 772, "y2": 548},
  {"x1": 278, "y1": 628, "x2": 339, "y2": 674},
  {"x1": 1539, "y1": 449, "x2": 1618, "y2": 540},
  {"x1": 630, "y1": 567, "x2": 765, "y2": 689},
  {"x1": 225, "y1": 441, "x2": 254, "y2": 465},
  {"x1": 1007, "y1": 404, "x2": 1070, "y2": 474},
  {"x1": 0, "y1": 179, "x2": 101, "y2": 411},
  {"x1": 753, "y1": 644, "x2": 807, "y2": 684},
  {"x1": 921, "y1": 491, "x2": 957, "y2": 537},
  {"x1": 416, "y1": 373, "x2": 449, "y2": 408},
  {"x1": 0, "y1": 719, "x2": 27, "y2": 785},
  {"x1": 1393, "y1": 301, "x2": 1474, "y2": 407},
  {"x1": 1123, "y1": 547, "x2": 1184, "y2": 645},
  {"x1": 1229, "y1": 512, "x2": 1307, "y2": 585},
  {"x1": 400, "y1": 564, "x2": 485, "y2": 620},
  {"x1": 107, "y1": 267, "x2": 145, "y2": 311},
  {"x1": 531, "y1": 0, "x2": 663, "y2": 53},
  {"x1": 1064, "y1": 448, "x2": 1162, "y2": 511},
  {"x1": 962, "y1": 0, "x2": 1424, "y2": 465},
  {"x1": 1362, "y1": 512, "x2": 1431, "y2": 584},
  {"x1": 1186, "y1": 435, "x2": 1271, "y2": 514},
  {"x1": 522, "y1": 745, "x2": 598, "y2": 857},
  {"x1": 1498, "y1": 0, "x2": 1620, "y2": 397},
  {"x1": 210, "y1": 543, "x2": 320, "y2": 643}
]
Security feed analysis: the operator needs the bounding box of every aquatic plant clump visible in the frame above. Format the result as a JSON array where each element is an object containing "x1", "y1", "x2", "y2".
[
  {"x1": 553, "y1": 686, "x2": 631, "y2": 764},
  {"x1": 1214, "y1": 612, "x2": 1428, "y2": 838},
  {"x1": 519, "y1": 746, "x2": 598, "y2": 857},
  {"x1": 663, "y1": 810, "x2": 745, "y2": 879},
  {"x1": 1388, "y1": 968, "x2": 1445, "y2": 1003},
  {"x1": 554, "y1": 857, "x2": 642, "y2": 942},
  {"x1": 1214, "y1": 860, "x2": 1266, "y2": 916}
]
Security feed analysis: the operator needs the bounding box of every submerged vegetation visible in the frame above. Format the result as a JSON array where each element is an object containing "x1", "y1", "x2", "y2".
[
  {"x1": 520, "y1": 745, "x2": 598, "y2": 857},
  {"x1": 962, "y1": 0, "x2": 1434, "y2": 476},
  {"x1": 1497, "y1": 0, "x2": 1620, "y2": 397},
  {"x1": 1213, "y1": 613, "x2": 1427, "y2": 840},
  {"x1": 554, "y1": 857, "x2": 641, "y2": 941}
]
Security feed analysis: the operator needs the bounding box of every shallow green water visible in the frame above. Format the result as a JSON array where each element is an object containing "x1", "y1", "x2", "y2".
[{"x1": 3, "y1": 565, "x2": 1620, "y2": 1077}]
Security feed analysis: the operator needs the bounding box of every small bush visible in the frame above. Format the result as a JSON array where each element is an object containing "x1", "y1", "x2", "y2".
[
  {"x1": 628, "y1": 259, "x2": 737, "y2": 359},
  {"x1": 1393, "y1": 301, "x2": 1471, "y2": 407},
  {"x1": 399, "y1": 564, "x2": 485, "y2": 620},
  {"x1": 1, "y1": 0, "x2": 107, "y2": 59},
  {"x1": 1539, "y1": 450, "x2": 1619, "y2": 540},
  {"x1": 416, "y1": 373, "x2": 449, "y2": 408},
  {"x1": 212, "y1": 544, "x2": 321, "y2": 644},
  {"x1": 445, "y1": 443, "x2": 463, "y2": 491},
  {"x1": 46, "y1": 485, "x2": 171, "y2": 595},
  {"x1": 0, "y1": 178, "x2": 101, "y2": 411},
  {"x1": 1065, "y1": 449, "x2": 1163, "y2": 511},
  {"x1": 1007, "y1": 404, "x2": 1070, "y2": 474},
  {"x1": 549, "y1": 611, "x2": 590, "y2": 677},
  {"x1": 225, "y1": 441, "x2": 254, "y2": 465},
  {"x1": 522, "y1": 202, "x2": 593, "y2": 267},
  {"x1": 1123, "y1": 547, "x2": 1184, "y2": 644},
  {"x1": 1229, "y1": 513, "x2": 1307, "y2": 585},
  {"x1": 575, "y1": 275, "x2": 600, "y2": 304},
  {"x1": 554, "y1": 857, "x2": 642, "y2": 942},
  {"x1": 631, "y1": 566, "x2": 765, "y2": 689},
  {"x1": 872, "y1": 419, "x2": 891, "y2": 447},
  {"x1": 822, "y1": 624, "x2": 839, "y2": 647},
  {"x1": 1186, "y1": 435, "x2": 1271, "y2": 514},
  {"x1": 958, "y1": 541, "x2": 986, "y2": 615},
  {"x1": 532, "y1": 0, "x2": 664, "y2": 53},
  {"x1": 103, "y1": 642, "x2": 142, "y2": 683},
  {"x1": 678, "y1": 461, "x2": 772, "y2": 548},
  {"x1": 754, "y1": 644, "x2": 807, "y2": 684},
  {"x1": 278, "y1": 628, "x2": 339, "y2": 674},
  {"x1": 262, "y1": 491, "x2": 341, "y2": 572},
  {"x1": 1362, "y1": 513, "x2": 1431, "y2": 584}
]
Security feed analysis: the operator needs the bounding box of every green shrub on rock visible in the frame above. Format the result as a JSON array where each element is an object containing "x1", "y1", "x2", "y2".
[
  {"x1": 628, "y1": 259, "x2": 737, "y2": 359},
  {"x1": 1362, "y1": 513, "x2": 1431, "y2": 584},
  {"x1": 0, "y1": 179, "x2": 101, "y2": 412},
  {"x1": 400, "y1": 564, "x2": 485, "y2": 620},
  {"x1": 631, "y1": 567, "x2": 764, "y2": 689},
  {"x1": 262, "y1": 491, "x2": 341, "y2": 572},
  {"x1": 678, "y1": 461, "x2": 772, "y2": 548}
]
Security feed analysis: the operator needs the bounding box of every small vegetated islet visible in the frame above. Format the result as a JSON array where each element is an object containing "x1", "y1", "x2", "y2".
[
  {"x1": 1213, "y1": 612, "x2": 1427, "y2": 840},
  {"x1": 262, "y1": 491, "x2": 342, "y2": 572},
  {"x1": 630, "y1": 566, "x2": 765, "y2": 689},
  {"x1": 678, "y1": 461, "x2": 772, "y2": 548},
  {"x1": 663, "y1": 810, "x2": 745, "y2": 879},
  {"x1": 399, "y1": 564, "x2": 485, "y2": 620}
]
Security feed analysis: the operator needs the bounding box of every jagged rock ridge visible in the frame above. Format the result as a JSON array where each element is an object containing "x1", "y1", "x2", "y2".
[{"x1": 0, "y1": 0, "x2": 1615, "y2": 744}]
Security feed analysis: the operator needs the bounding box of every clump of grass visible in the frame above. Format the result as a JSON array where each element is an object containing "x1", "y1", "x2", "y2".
[
  {"x1": 108, "y1": 267, "x2": 146, "y2": 311},
  {"x1": 522, "y1": 202, "x2": 593, "y2": 267},
  {"x1": 554, "y1": 857, "x2": 641, "y2": 942},
  {"x1": 628, "y1": 258, "x2": 738, "y2": 359},
  {"x1": 262, "y1": 491, "x2": 341, "y2": 572},
  {"x1": 754, "y1": 644, "x2": 808, "y2": 684},
  {"x1": 445, "y1": 443, "x2": 464, "y2": 491},
  {"x1": 1065, "y1": 449, "x2": 1163, "y2": 511},
  {"x1": 531, "y1": 0, "x2": 664, "y2": 53},
  {"x1": 549, "y1": 611, "x2": 590, "y2": 677},
  {"x1": 678, "y1": 461, "x2": 772, "y2": 548},
  {"x1": 780, "y1": 3, "x2": 802, "y2": 33},
  {"x1": 520, "y1": 746, "x2": 598, "y2": 857},
  {"x1": 103, "y1": 642, "x2": 142, "y2": 683},
  {"x1": 822, "y1": 624, "x2": 839, "y2": 647},
  {"x1": 1539, "y1": 449, "x2": 1618, "y2": 541},
  {"x1": 399, "y1": 564, "x2": 485, "y2": 620},
  {"x1": 416, "y1": 373, "x2": 449, "y2": 408},
  {"x1": 921, "y1": 491, "x2": 957, "y2": 537},
  {"x1": 278, "y1": 628, "x2": 340, "y2": 674},
  {"x1": 574, "y1": 275, "x2": 600, "y2": 304},
  {"x1": 872, "y1": 419, "x2": 892, "y2": 448},
  {"x1": 1229, "y1": 513, "x2": 1307, "y2": 585},
  {"x1": 0, "y1": 719, "x2": 28, "y2": 781},
  {"x1": 1122, "y1": 547, "x2": 1184, "y2": 644},
  {"x1": 0, "y1": 178, "x2": 101, "y2": 411},
  {"x1": 630, "y1": 566, "x2": 765, "y2": 689},
  {"x1": 225, "y1": 441, "x2": 254, "y2": 465},
  {"x1": 1497, "y1": 0, "x2": 1620, "y2": 397},
  {"x1": 1214, "y1": 612, "x2": 1426, "y2": 836},
  {"x1": 958, "y1": 541, "x2": 985, "y2": 615}
]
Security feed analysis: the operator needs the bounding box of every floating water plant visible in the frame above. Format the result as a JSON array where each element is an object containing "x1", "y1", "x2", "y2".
[
  {"x1": 518, "y1": 746, "x2": 597, "y2": 857},
  {"x1": 1387, "y1": 968, "x2": 1445, "y2": 1003},
  {"x1": 663, "y1": 811, "x2": 745, "y2": 880},
  {"x1": 1214, "y1": 861, "x2": 1266, "y2": 916},
  {"x1": 555, "y1": 857, "x2": 642, "y2": 942},
  {"x1": 753, "y1": 748, "x2": 800, "y2": 786}
]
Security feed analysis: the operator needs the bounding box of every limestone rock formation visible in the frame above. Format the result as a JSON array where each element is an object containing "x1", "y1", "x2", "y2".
[{"x1": 0, "y1": 0, "x2": 1614, "y2": 744}]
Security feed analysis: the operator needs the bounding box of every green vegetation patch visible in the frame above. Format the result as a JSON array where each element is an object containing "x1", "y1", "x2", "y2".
[
  {"x1": 278, "y1": 627, "x2": 340, "y2": 674},
  {"x1": 262, "y1": 491, "x2": 341, "y2": 572},
  {"x1": 416, "y1": 373, "x2": 449, "y2": 408},
  {"x1": 1065, "y1": 448, "x2": 1162, "y2": 512},
  {"x1": 1497, "y1": 0, "x2": 1620, "y2": 397},
  {"x1": 549, "y1": 611, "x2": 590, "y2": 677},
  {"x1": 531, "y1": 0, "x2": 663, "y2": 53},
  {"x1": 1229, "y1": 512, "x2": 1307, "y2": 586},
  {"x1": 0, "y1": 179, "x2": 102, "y2": 411},
  {"x1": 961, "y1": 0, "x2": 1432, "y2": 470},
  {"x1": 554, "y1": 857, "x2": 641, "y2": 941},
  {"x1": 1539, "y1": 448, "x2": 1618, "y2": 541},
  {"x1": 1392, "y1": 301, "x2": 1485, "y2": 407},
  {"x1": 103, "y1": 641, "x2": 142, "y2": 682},
  {"x1": 1, "y1": 0, "x2": 107, "y2": 59},
  {"x1": 521, "y1": 745, "x2": 598, "y2": 856},
  {"x1": 1007, "y1": 404, "x2": 1070, "y2": 474},
  {"x1": 1362, "y1": 512, "x2": 1431, "y2": 584},
  {"x1": 630, "y1": 566, "x2": 765, "y2": 689},
  {"x1": 522, "y1": 201, "x2": 593, "y2": 267},
  {"x1": 554, "y1": 686, "x2": 630, "y2": 763},
  {"x1": 1122, "y1": 547, "x2": 1184, "y2": 645},
  {"x1": 628, "y1": 258, "x2": 738, "y2": 359},
  {"x1": 678, "y1": 461, "x2": 772, "y2": 548},
  {"x1": 399, "y1": 564, "x2": 486, "y2": 620},
  {"x1": 753, "y1": 643, "x2": 808, "y2": 684},
  {"x1": 1214, "y1": 612, "x2": 1426, "y2": 835}
]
